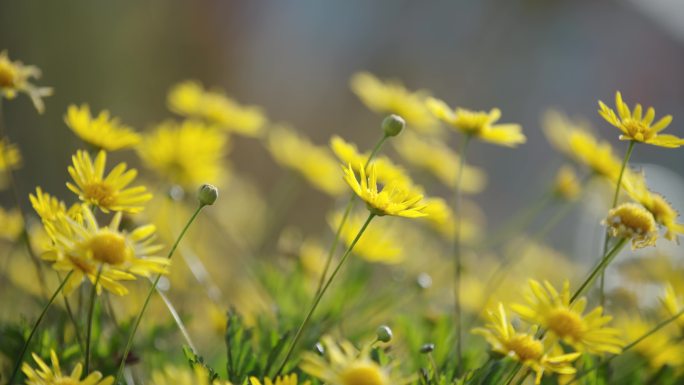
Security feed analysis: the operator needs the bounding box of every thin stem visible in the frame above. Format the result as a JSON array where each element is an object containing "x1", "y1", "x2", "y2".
[
  {"x1": 600, "y1": 140, "x2": 635, "y2": 306},
  {"x1": 453, "y1": 134, "x2": 471, "y2": 376},
  {"x1": 61, "y1": 280, "x2": 85, "y2": 355},
  {"x1": 114, "y1": 204, "x2": 206, "y2": 384},
  {"x1": 155, "y1": 283, "x2": 197, "y2": 351},
  {"x1": 314, "y1": 133, "x2": 388, "y2": 297},
  {"x1": 84, "y1": 266, "x2": 103, "y2": 373},
  {"x1": 571, "y1": 238, "x2": 627, "y2": 303},
  {"x1": 8, "y1": 271, "x2": 73, "y2": 385},
  {"x1": 276, "y1": 213, "x2": 375, "y2": 375}
]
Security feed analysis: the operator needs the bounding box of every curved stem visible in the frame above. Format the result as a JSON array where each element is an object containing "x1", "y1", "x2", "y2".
[
  {"x1": 114, "y1": 204, "x2": 206, "y2": 384},
  {"x1": 453, "y1": 134, "x2": 470, "y2": 376},
  {"x1": 7, "y1": 271, "x2": 73, "y2": 385},
  {"x1": 276, "y1": 213, "x2": 375, "y2": 375},
  {"x1": 84, "y1": 266, "x2": 103, "y2": 373},
  {"x1": 571, "y1": 238, "x2": 627, "y2": 303}
]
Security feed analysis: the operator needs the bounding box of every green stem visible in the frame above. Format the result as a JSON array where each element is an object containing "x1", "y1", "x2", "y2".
[
  {"x1": 571, "y1": 238, "x2": 627, "y2": 303},
  {"x1": 84, "y1": 266, "x2": 103, "y2": 373},
  {"x1": 7, "y1": 271, "x2": 73, "y2": 385},
  {"x1": 600, "y1": 140, "x2": 635, "y2": 306},
  {"x1": 276, "y1": 213, "x2": 375, "y2": 375},
  {"x1": 114, "y1": 204, "x2": 206, "y2": 384},
  {"x1": 453, "y1": 134, "x2": 471, "y2": 376}
]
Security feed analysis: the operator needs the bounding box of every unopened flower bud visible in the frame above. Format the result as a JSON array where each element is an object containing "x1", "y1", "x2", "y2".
[
  {"x1": 382, "y1": 114, "x2": 405, "y2": 137},
  {"x1": 420, "y1": 343, "x2": 435, "y2": 353},
  {"x1": 198, "y1": 184, "x2": 219, "y2": 206},
  {"x1": 376, "y1": 325, "x2": 393, "y2": 343}
]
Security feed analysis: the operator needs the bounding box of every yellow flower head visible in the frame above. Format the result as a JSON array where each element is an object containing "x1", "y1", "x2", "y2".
[
  {"x1": 300, "y1": 335, "x2": 413, "y2": 385},
  {"x1": 0, "y1": 206, "x2": 22, "y2": 241},
  {"x1": 472, "y1": 303, "x2": 580, "y2": 385},
  {"x1": 630, "y1": 188, "x2": 684, "y2": 242},
  {"x1": 392, "y1": 130, "x2": 487, "y2": 192},
  {"x1": 0, "y1": 137, "x2": 21, "y2": 172},
  {"x1": 427, "y1": 97, "x2": 526, "y2": 147},
  {"x1": 660, "y1": 283, "x2": 684, "y2": 331},
  {"x1": 151, "y1": 365, "x2": 232, "y2": 385},
  {"x1": 138, "y1": 119, "x2": 228, "y2": 189},
  {"x1": 67, "y1": 150, "x2": 152, "y2": 213},
  {"x1": 29, "y1": 187, "x2": 82, "y2": 227},
  {"x1": 616, "y1": 315, "x2": 684, "y2": 370},
  {"x1": 168, "y1": 80, "x2": 266, "y2": 137},
  {"x1": 343, "y1": 163, "x2": 427, "y2": 218},
  {"x1": 553, "y1": 165, "x2": 581, "y2": 201},
  {"x1": 328, "y1": 210, "x2": 403, "y2": 264},
  {"x1": 598, "y1": 91, "x2": 682, "y2": 147},
  {"x1": 603, "y1": 202, "x2": 658, "y2": 249},
  {"x1": 250, "y1": 374, "x2": 310, "y2": 385},
  {"x1": 43, "y1": 205, "x2": 167, "y2": 296},
  {"x1": 350, "y1": 72, "x2": 440, "y2": 134},
  {"x1": 0, "y1": 51, "x2": 52, "y2": 113},
  {"x1": 22, "y1": 349, "x2": 113, "y2": 385},
  {"x1": 65, "y1": 104, "x2": 141, "y2": 151},
  {"x1": 268, "y1": 126, "x2": 346, "y2": 196},
  {"x1": 511, "y1": 280, "x2": 623, "y2": 355}
]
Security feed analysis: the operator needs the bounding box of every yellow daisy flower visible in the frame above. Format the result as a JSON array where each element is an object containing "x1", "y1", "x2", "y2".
[
  {"x1": 67, "y1": 150, "x2": 152, "y2": 213},
  {"x1": 625, "y1": 179, "x2": 684, "y2": 242},
  {"x1": 138, "y1": 119, "x2": 228, "y2": 189},
  {"x1": 151, "y1": 365, "x2": 232, "y2": 385},
  {"x1": 249, "y1": 374, "x2": 309, "y2": 385},
  {"x1": 552, "y1": 165, "x2": 581, "y2": 201},
  {"x1": 22, "y1": 349, "x2": 113, "y2": 385},
  {"x1": 168, "y1": 80, "x2": 266, "y2": 137},
  {"x1": 511, "y1": 280, "x2": 623, "y2": 355},
  {"x1": 300, "y1": 335, "x2": 413, "y2": 385},
  {"x1": 328, "y1": 210, "x2": 403, "y2": 264},
  {"x1": 426, "y1": 97, "x2": 525, "y2": 147},
  {"x1": 0, "y1": 51, "x2": 52, "y2": 113},
  {"x1": 0, "y1": 137, "x2": 21, "y2": 172},
  {"x1": 598, "y1": 91, "x2": 682, "y2": 147},
  {"x1": 268, "y1": 126, "x2": 347, "y2": 196},
  {"x1": 43, "y1": 205, "x2": 167, "y2": 296},
  {"x1": 350, "y1": 72, "x2": 439, "y2": 134},
  {"x1": 392, "y1": 130, "x2": 487, "y2": 192},
  {"x1": 615, "y1": 315, "x2": 684, "y2": 370},
  {"x1": 472, "y1": 303, "x2": 580, "y2": 385},
  {"x1": 0, "y1": 206, "x2": 22, "y2": 241},
  {"x1": 603, "y1": 202, "x2": 658, "y2": 249},
  {"x1": 64, "y1": 104, "x2": 141, "y2": 151},
  {"x1": 342, "y1": 163, "x2": 427, "y2": 218},
  {"x1": 29, "y1": 187, "x2": 82, "y2": 226}
]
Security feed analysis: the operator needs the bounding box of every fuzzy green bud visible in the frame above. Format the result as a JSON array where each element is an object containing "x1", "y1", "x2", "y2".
[
  {"x1": 382, "y1": 114, "x2": 405, "y2": 137},
  {"x1": 198, "y1": 184, "x2": 219, "y2": 206},
  {"x1": 376, "y1": 325, "x2": 393, "y2": 343}
]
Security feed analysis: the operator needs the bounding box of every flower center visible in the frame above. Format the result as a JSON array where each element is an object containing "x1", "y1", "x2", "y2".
[
  {"x1": 88, "y1": 232, "x2": 130, "y2": 265},
  {"x1": 622, "y1": 119, "x2": 652, "y2": 141},
  {"x1": 339, "y1": 362, "x2": 388, "y2": 385},
  {"x1": 83, "y1": 182, "x2": 116, "y2": 207},
  {"x1": 547, "y1": 309, "x2": 584, "y2": 340},
  {"x1": 0, "y1": 61, "x2": 17, "y2": 88},
  {"x1": 506, "y1": 334, "x2": 543, "y2": 361},
  {"x1": 455, "y1": 112, "x2": 489, "y2": 133}
]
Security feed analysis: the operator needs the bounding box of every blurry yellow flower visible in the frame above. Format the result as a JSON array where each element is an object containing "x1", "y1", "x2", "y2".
[
  {"x1": 511, "y1": 280, "x2": 623, "y2": 355},
  {"x1": 23, "y1": 349, "x2": 113, "y2": 385},
  {"x1": 616, "y1": 315, "x2": 684, "y2": 369},
  {"x1": 553, "y1": 165, "x2": 581, "y2": 201},
  {"x1": 0, "y1": 51, "x2": 52, "y2": 113},
  {"x1": 427, "y1": 97, "x2": 525, "y2": 147},
  {"x1": 67, "y1": 150, "x2": 152, "y2": 213},
  {"x1": 43, "y1": 205, "x2": 167, "y2": 296},
  {"x1": 626, "y1": 180, "x2": 684, "y2": 242},
  {"x1": 598, "y1": 91, "x2": 682, "y2": 147},
  {"x1": 0, "y1": 137, "x2": 21, "y2": 172},
  {"x1": 298, "y1": 238, "x2": 329, "y2": 278},
  {"x1": 542, "y1": 109, "x2": 592, "y2": 153},
  {"x1": 343, "y1": 163, "x2": 427, "y2": 218},
  {"x1": 472, "y1": 303, "x2": 580, "y2": 384},
  {"x1": 660, "y1": 283, "x2": 684, "y2": 331},
  {"x1": 168, "y1": 80, "x2": 266, "y2": 137},
  {"x1": 329, "y1": 210, "x2": 403, "y2": 264},
  {"x1": 603, "y1": 203, "x2": 658, "y2": 249},
  {"x1": 0, "y1": 206, "x2": 22, "y2": 241},
  {"x1": 350, "y1": 72, "x2": 439, "y2": 134},
  {"x1": 138, "y1": 119, "x2": 228, "y2": 189},
  {"x1": 268, "y1": 126, "x2": 346, "y2": 196},
  {"x1": 250, "y1": 374, "x2": 309, "y2": 385},
  {"x1": 65, "y1": 104, "x2": 141, "y2": 151},
  {"x1": 300, "y1": 335, "x2": 413, "y2": 385},
  {"x1": 419, "y1": 197, "x2": 482, "y2": 243},
  {"x1": 393, "y1": 131, "x2": 487, "y2": 192},
  {"x1": 151, "y1": 365, "x2": 232, "y2": 385}
]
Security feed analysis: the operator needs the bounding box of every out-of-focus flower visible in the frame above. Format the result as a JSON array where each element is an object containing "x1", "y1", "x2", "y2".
[
  {"x1": 138, "y1": 119, "x2": 228, "y2": 189},
  {"x1": 624, "y1": 179, "x2": 684, "y2": 243},
  {"x1": 67, "y1": 150, "x2": 152, "y2": 213},
  {"x1": 328, "y1": 210, "x2": 403, "y2": 264},
  {"x1": 660, "y1": 283, "x2": 684, "y2": 331},
  {"x1": 168, "y1": 80, "x2": 266, "y2": 137},
  {"x1": 603, "y1": 203, "x2": 658, "y2": 249},
  {"x1": 419, "y1": 197, "x2": 482, "y2": 243},
  {"x1": 65, "y1": 104, "x2": 141, "y2": 151},
  {"x1": 23, "y1": 350, "x2": 113, "y2": 385},
  {"x1": 427, "y1": 98, "x2": 525, "y2": 147},
  {"x1": 598, "y1": 91, "x2": 682, "y2": 148},
  {"x1": 552, "y1": 165, "x2": 581, "y2": 201},
  {"x1": 268, "y1": 126, "x2": 346, "y2": 196},
  {"x1": 511, "y1": 280, "x2": 623, "y2": 355},
  {"x1": 350, "y1": 72, "x2": 440, "y2": 134},
  {"x1": 0, "y1": 206, "x2": 22, "y2": 241},
  {"x1": 0, "y1": 51, "x2": 52, "y2": 113},
  {"x1": 616, "y1": 315, "x2": 684, "y2": 370}
]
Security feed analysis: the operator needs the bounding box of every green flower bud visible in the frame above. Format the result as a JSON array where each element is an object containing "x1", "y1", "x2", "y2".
[
  {"x1": 382, "y1": 114, "x2": 405, "y2": 137},
  {"x1": 376, "y1": 325, "x2": 393, "y2": 343},
  {"x1": 198, "y1": 184, "x2": 219, "y2": 206}
]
